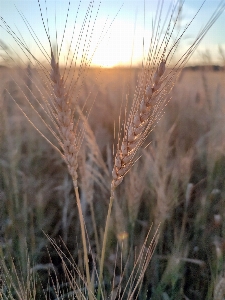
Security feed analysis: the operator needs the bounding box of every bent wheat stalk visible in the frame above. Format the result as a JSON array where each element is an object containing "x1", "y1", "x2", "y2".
[{"x1": 97, "y1": 0, "x2": 225, "y2": 295}]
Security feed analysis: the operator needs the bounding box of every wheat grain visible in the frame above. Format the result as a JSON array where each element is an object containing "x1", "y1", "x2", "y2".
[{"x1": 111, "y1": 60, "x2": 166, "y2": 189}]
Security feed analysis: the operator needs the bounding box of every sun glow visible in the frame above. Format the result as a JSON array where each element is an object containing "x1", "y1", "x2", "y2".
[{"x1": 91, "y1": 19, "x2": 144, "y2": 68}]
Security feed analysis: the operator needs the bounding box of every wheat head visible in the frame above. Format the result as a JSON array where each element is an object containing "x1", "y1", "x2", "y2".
[
  {"x1": 112, "y1": 60, "x2": 166, "y2": 189},
  {"x1": 50, "y1": 51, "x2": 79, "y2": 187},
  {"x1": 111, "y1": 1, "x2": 225, "y2": 191}
]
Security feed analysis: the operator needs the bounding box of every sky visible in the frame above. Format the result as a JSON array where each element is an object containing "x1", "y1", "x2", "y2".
[{"x1": 0, "y1": 0, "x2": 225, "y2": 67}]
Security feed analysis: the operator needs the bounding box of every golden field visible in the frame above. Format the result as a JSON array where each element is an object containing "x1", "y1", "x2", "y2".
[{"x1": 1, "y1": 64, "x2": 225, "y2": 299}]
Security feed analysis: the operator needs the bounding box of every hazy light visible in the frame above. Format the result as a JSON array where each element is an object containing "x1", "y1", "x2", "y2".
[{"x1": 1, "y1": 0, "x2": 225, "y2": 67}]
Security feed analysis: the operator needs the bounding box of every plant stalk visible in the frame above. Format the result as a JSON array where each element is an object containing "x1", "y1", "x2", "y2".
[
  {"x1": 74, "y1": 184, "x2": 93, "y2": 300},
  {"x1": 97, "y1": 191, "x2": 115, "y2": 300}
]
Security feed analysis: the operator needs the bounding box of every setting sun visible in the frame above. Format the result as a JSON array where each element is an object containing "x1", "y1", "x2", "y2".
[{"x1": 91, "y1": 19, "x2": 144, "y2": 67}]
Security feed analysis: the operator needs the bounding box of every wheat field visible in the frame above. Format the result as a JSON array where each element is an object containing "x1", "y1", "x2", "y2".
[{"x1": 1, "y1": 0, "x2": 225, "y2": 299}]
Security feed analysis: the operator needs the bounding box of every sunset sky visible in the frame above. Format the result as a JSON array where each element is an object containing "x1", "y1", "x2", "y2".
[{"x1": 1, "y1": 0, "x2": 225, "y2": 67}]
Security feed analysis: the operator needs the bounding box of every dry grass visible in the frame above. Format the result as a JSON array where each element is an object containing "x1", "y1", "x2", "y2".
[{"x1": 1, "y1": 64, "x2": 225, "y2": 299}]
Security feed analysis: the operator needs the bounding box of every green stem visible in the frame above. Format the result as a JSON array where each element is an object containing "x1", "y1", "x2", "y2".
[{"x1": 97, "y1": 191, "x2": 115, "y2": 300}]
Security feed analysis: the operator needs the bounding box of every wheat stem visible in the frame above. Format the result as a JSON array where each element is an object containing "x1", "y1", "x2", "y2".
[
  {"x1": 97, "y1": 191, "x2": 115, "y2": 300},
  {"x1": 74, "y1": 186, "x2": 93, "y2": 300}
]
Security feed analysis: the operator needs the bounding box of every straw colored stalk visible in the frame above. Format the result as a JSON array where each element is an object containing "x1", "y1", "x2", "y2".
[
  {"x1": 50, "y1": 50, "x2": 93, "y2": 296},
  {"x1": 1, "y1": 7, "x2": 95, "y2": 297},
  {"x1": 98, "y1": 60, "x2": 168, "y2": 297},
  {"x1": 98, "y1": 3, "x2": 225, "y2": 294}
]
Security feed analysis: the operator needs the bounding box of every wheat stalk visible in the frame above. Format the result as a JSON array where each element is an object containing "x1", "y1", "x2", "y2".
[
  {"x1": 0, "y1": 2, "x2": 100, "y2": 297},
  {"x1": 50, "y1": 49, "x2": 95, "y2": 299},
  {"x1": 98, "y1": 0, "x2": 225, "y2": 295}
]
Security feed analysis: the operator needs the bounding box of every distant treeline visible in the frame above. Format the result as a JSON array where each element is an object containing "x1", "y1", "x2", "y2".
[
  {"x1": 184, "y1": 65, "x2": 225, "y2": 71},
  {"x1": 1, "y1": 64, "x2": 224, "y2": 71}
]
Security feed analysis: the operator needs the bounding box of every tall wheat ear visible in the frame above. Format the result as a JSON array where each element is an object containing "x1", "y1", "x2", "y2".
[
  {"x1": 50, "y1": 51, "x2": 95, "y2": 298},
  {"x1": 97, "y1": 0, "x2": 225, "y2": 296}
]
